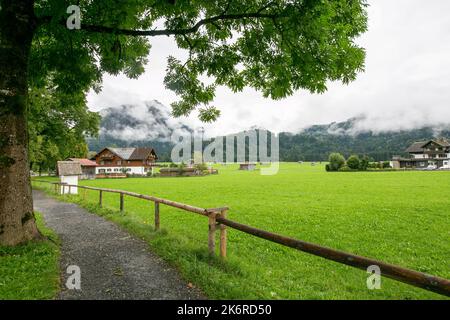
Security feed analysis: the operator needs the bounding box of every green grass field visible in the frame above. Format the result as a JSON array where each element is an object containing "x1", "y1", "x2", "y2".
[
  {"x1": 0, "y1": 213, "x2": 60, "y2": 300},
  {"x1": 33, "y1": 163, "x2": 449, "y2": 299}
]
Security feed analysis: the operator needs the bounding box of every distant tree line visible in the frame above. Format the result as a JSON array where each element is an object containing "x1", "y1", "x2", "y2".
[{"x1": 326, "y1": 153, "x2": 392, "y2": 172}]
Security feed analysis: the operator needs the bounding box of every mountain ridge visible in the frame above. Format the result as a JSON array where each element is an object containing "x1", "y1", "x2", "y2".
[{"x1": 87, "y1": 102, "x2": 450, "y2": 161}]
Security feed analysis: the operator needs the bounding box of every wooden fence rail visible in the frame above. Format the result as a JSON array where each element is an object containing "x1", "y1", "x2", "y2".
[{"x1": 32, "y1": 179, "x2": 450, "y2": 297}]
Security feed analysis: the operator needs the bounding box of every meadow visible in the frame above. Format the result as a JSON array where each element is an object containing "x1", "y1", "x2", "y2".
[{"x1": 33, "y1": 163, "x2": 450, "y2": 299}]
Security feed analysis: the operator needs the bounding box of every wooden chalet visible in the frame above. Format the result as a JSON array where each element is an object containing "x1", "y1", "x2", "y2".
[
  {"x1": 93, "y1": 147, "x2": 158, "y2": 176},
  {"x1": 392, "y1": 139, "x2": 450, "y2": 169}
]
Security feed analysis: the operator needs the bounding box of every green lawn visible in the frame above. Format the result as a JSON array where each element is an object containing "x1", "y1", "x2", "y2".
[
  {"x1": 0, "y1": 213, "x2": 60, "y2": 300},
  {"x1": 32, "y1": 163, "x2": 449, "y2": 299}
]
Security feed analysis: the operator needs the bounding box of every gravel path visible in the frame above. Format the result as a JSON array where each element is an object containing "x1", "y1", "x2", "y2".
[{"x1": 33, "y1": 190, "x2": 205, "y2": 300}]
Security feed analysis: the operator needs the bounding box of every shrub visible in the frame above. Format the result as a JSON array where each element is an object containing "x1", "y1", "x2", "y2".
[
  {"x1": 346, "y1": 155, "x2": 360, "y2": 170},
  {"x1": 382, "y1": 161, "x2": 391, "y2": 168},
  {"x1": 325, "y1": 164, "x2": 331, "y2": 172},
  {"x1": 328, "y1": 153, "x2": 345, "y2": 171},
  {"x1": 194, "y1": 163, "x2": 208, "y2": 171},
  {"x1": 367, "y1": 162, "x2": 378, "y2": 169},
  {"x1": 359, "y1": 156, "x2": 369, "y2": 171},
  {"x1": 338, "y1": 165, "x2": 351, "y2": 172}
]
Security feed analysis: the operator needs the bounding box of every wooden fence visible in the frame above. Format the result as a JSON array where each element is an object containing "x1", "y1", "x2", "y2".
[{"x1": 32, "y1": 179, "x2": 450, "y2": 297}]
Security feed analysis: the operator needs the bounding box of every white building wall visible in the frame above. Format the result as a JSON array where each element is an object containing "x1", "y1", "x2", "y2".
[
  {"x1": 60, "y1": 175, "x2": 78, "y2": 194},
  {"x1": 95, "y1": 166, "x2": 147, "y2": 175},
  {"x1": 443, "y1": 160, "x2": 450, "y2": 169}
]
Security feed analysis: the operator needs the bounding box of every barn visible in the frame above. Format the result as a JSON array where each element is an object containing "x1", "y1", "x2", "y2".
[
  {"x1": 239, "y1": 163, "x2": 256, "y2": 171},
  {"x1": 67, "y1": 158, "x2": 97, "y2": 179}
]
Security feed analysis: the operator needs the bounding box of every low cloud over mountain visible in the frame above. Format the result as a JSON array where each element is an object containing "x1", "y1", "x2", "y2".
[
  {"x1": 88, "y1": 100, "x2": 450, "y2": 162},
  {"x1": 99, "y1": 100, "x2": 193, "y2": 142}
]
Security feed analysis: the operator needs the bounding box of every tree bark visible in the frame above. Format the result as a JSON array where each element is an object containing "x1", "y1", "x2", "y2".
[{"x1": 0, "y1": 0, "x2": 41, "y2": 245}]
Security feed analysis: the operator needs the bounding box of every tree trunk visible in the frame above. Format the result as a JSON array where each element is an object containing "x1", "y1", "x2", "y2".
[{"x1": 0, "y1": 0, "x2": 41, "y2": 245}]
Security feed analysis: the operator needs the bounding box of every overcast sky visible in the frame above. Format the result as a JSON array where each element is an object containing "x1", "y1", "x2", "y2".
[{"x1": 87, "y1": 0, "x2": 450, "y2": 137}]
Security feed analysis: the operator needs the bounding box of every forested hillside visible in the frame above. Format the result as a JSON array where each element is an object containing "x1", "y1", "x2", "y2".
[{"x1": 87, "y1": 105, "x2": 450, "y2": 162}]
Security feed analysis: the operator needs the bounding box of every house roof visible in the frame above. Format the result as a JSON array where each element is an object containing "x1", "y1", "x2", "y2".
[
  {"x1": 67, "y1": 158, "x2": 98, "y2": 167},
  {"x1": 405, "y1": 141, "x2": 428, "y2": 153},
  {"x1": 406, "y1": 139, "x2": 450, "y2": 153},
  {"x1": 57, "y1": 161, "x2": 82, "y2": 176},
  {"x1": 423, "y1": 139, "x2": 450, "y2": 148},
  {"x1": 109, "y1": 148, "x2": 135, "y2": 159},
  {"x1": 97, "y1": 147, "x2": 157, "y2": 160},
  {"x1": 129, "y1": 147, "x2": 157, "y2": 160}
]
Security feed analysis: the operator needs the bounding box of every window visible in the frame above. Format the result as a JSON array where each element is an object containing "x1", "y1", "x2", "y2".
[
  {"x1": 107, "y1": 169, "x2": 111, "y2": 172},
  {"x1": 117, "y1": 160, "x2": 122, "y2": 165},
  {"x1": 100, "y1": 161, "x2": 104, "y2": 165}
]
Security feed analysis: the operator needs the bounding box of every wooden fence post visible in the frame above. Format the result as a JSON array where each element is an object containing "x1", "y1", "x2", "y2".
[
  {"x1": 68, "y1": 185, "x2": 71, "y2": 195},
  {"x1": 120, "y1": 193, "x2": 124, "y2": 212},
  {"x1": 219, "y1": 209, "x2": 228, "y2": 259},
  {"x1": 99, "y1": 190, "x2": 103, "y2": 208},
  {"x1": 154, "y1": 201, "x2": 160, "y2": 231},
  {"x1": 208, "y1": 212, "x2": 217, "y2": 256}
]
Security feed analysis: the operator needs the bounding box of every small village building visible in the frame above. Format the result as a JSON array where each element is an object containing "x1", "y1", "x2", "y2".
[
  {"x1": 392, "y1": 139, "x2": 450, "y2": 169},
  {"x1": 57, "y1": 161, "x2": 82, "y2": 194},
  {"x1": 239, "y1": 163, "x2": 256, "y2": 171},
  {"x1": 67, "y1": 158, "x2": 97, "y2": 180},
  {"x1": 93, "y1": 147, "x2": 158, "y2": 176}
]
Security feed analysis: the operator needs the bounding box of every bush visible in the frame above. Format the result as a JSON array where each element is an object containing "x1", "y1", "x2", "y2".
[
  {"x1": 338, "y1": 165, "x2": 351, "y2": 172},
  {"x1": 382, "y1": 161, "x2": 391, "y2": 169},
  {"x1": 346, "y1": 155, "x2": 360, "y2": 170},
  {"x1": 328, "y1": 153, "x2": 346, "y2": 171},
  {"x1": 358, "y1": 156, "x2": 369, "y2": 170},
  {"x1": 325, "y1": 164, "x2": 331, "y2": 172},
  {"x1": 194, "y1": 163, "x2": 208, "y2": 171},
  {"x1": 367, "y1": 162, "x2": 378, "y2": 169}
]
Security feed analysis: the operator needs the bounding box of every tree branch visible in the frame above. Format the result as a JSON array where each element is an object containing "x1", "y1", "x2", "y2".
[{"x1": 37, "y1": 11, "x2": 284, "y2": 37}]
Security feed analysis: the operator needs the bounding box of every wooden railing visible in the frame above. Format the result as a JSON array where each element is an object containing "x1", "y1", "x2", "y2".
[{"x1": 32, "y1": 179, "x2": 450, "y2": 297}]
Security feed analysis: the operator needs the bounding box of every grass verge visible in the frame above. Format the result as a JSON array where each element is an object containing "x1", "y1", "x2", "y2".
[{"x1": 0, "y1": 213, "x2": 60, "y2": 300}]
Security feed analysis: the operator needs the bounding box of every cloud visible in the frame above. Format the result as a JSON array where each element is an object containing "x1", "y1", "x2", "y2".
[
  {"x1": 87, "y1": 0, "x2": 450, "y2": 137},
  {"x1": 99, "y1": 101, "x2": 193, "y2": 142}
]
